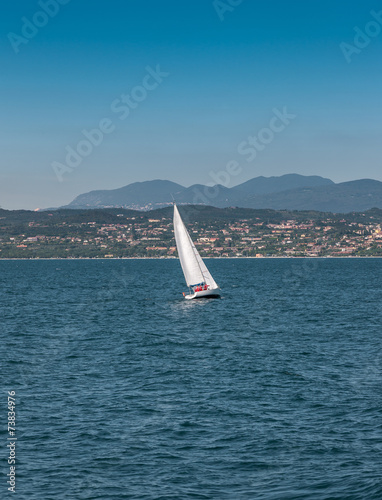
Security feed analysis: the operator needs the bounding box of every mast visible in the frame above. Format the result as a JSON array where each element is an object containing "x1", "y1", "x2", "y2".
[
  {"x1": 183, "y1": 213, "x2": 207, "y2": 284},
  {"x1": 173, "y1": 204, "x2": 218, "y2": 290}
]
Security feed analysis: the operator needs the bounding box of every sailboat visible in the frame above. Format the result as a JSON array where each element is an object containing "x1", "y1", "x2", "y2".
[{"x1": 173, "y1": 204, "x2": 221, "y2": 299}]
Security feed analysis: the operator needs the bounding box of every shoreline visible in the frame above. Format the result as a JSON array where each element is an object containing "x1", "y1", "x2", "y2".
[{"x1": 1, "y1": 256, "x2": 382, "y2": 261}]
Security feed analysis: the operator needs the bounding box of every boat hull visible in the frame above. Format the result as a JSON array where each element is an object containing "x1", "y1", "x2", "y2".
[{"x1": 185, "y1": 288, "x2": 221, "y2": 300}]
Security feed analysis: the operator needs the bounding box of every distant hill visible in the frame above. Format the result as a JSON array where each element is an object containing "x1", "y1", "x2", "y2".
[
  {"x1": 65, "y1": 174, "x2": 333, "y2": 209},
  {"x1": 62, "y1": 174, "x2": 382, "y2": 213},
  {"x1": 67, "y1": 180, "x2": 184, "y2": 210},
  {"x1": 240, "y1": 179, "x2": 382, "y2": 212},
  {"x1": 232, "y1": 174, "x2": 334, "y2": 195}
]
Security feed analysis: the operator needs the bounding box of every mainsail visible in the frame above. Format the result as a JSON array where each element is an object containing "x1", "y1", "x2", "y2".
[{"x1": 173, "y1": 204, "x2": 218, "y2": 289}]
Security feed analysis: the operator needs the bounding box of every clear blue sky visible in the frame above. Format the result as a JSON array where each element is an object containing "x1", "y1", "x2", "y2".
[{"x1": 1, "y1": 0, "x2": 382, "y2": 209}]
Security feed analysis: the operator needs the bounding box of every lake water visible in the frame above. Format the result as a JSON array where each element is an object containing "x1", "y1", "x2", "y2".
[{"x1": 1, "y1": 258, "x2": 382, "y2": 499}]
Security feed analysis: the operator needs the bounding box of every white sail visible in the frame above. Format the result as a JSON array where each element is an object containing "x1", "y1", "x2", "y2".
[{"x1": 173, "y1": 204, "x2": 218, "y2": 289}]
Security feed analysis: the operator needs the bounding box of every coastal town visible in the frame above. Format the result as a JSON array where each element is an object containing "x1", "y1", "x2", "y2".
[{"x1": 1, "y1": 206, "x2": 382, "y2": 258}]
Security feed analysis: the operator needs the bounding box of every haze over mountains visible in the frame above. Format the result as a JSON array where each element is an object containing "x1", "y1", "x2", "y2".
[{"x1": 64, "y1": 174, "x2": 382, "y2": 213}]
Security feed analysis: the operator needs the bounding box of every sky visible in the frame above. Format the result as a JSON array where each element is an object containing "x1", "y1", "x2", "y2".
[{"x1": 1, "y1": 0, "x2": 382, "y2": 210}]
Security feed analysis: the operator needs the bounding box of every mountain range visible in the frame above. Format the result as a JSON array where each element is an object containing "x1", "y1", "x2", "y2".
[{"x1": 64, "y1": 174, "x2": 382, "y2": 213}]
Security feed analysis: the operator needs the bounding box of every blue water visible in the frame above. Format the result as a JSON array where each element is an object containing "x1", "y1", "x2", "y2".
[{"x1": 1, "y1": 258, "x2": 382, "y2": 499}]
